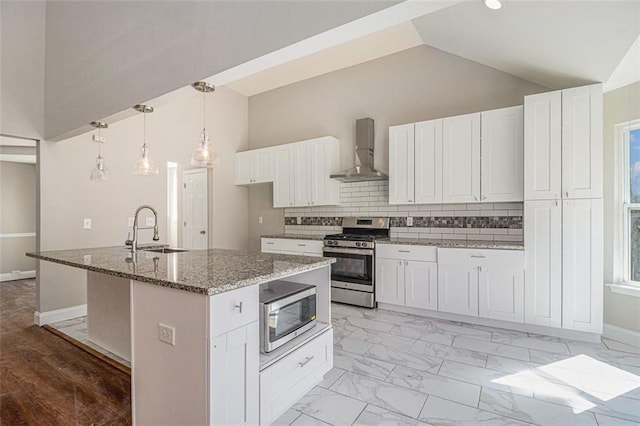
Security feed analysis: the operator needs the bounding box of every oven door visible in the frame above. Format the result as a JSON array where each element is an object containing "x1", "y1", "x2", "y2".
[
  {"x1": 323, "y1": 247, "x2": 374, "y2": 292},
  {"x1": 264, "y1": 289, "x2": 316, "y2": 352}
]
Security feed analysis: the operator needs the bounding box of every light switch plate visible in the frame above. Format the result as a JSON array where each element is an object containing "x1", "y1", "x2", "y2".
[
  {"x1": 145, "y1": 217, "x2": 154, "y2": 226},
  {"x1": 258, "y1": 216, "x2": 263, "y2": 224},
  {"x1": 128, "y1": 217, "x2": 135, "y2": 227},
  {"x1": 83, "y1": 218, "x2": 92, "y2": 229},
  {"x1": 406, "y1": 216, "x2": 413, "y2": 227}
]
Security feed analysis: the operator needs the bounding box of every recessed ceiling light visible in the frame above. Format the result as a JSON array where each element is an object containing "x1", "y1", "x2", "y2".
[{"x1": 484, "y1": 0, "x2": 503, "y2": 10}]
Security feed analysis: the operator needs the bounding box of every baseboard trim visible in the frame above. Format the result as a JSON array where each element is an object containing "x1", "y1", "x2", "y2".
[
  {"x1": 603, "y1": 323, "x2": 640, "y2": 348},
  {"x1": 377, "y1": 303, "x2": 602, "y2": 344},
  {"x1": 0, "y1": 270, "x2": 36, "y2": 282},
  {"x1": 34, "y1": 304, "x2": 87, "y2": 326}
]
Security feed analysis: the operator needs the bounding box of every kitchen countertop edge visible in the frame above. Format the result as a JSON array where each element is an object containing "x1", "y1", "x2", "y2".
[{"x1": 377, "y1": 238, "x2": 524, "y2": 250}]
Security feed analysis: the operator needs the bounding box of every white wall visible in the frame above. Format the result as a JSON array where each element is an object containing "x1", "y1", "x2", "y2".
[
  {"x1": 247, "y1": 45, "x2": 548, "y2": 250},
  {"x1": 603, "y1": 81, "x2": 640, "y2": 334},
  {"x1": 38, "y1": 86, "x2": 248, "y2": 313}
]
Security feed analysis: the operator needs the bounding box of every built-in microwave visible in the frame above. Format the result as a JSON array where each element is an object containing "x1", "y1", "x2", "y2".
[{"x1": 259, "y1": 280, "x2": 317, "y2": 353}]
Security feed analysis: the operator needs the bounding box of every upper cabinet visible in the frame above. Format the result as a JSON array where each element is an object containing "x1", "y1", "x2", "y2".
[
  {"x1": 235, "y1": 149, "x2": 274, "y2": 185},
  {"x1": 389, "y1": 106, "x2": 523, "y2": 205},
  {"x1": 442, "y1": 112, "x2": 481, "y2": 203},
  {"x1": 524, "y1": 83, "x2": 602, "y2": 200}
]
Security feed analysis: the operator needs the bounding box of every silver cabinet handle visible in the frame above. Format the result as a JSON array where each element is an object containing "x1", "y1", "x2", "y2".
[
  {"x1": 408, "y1": 200, "x2": 413, "y2": 203},
  {"x1": 399, "y1": 261, "x2": 403, "y2": 266},
  {"x1": 234, "y1": 301, "x2": 243, "y2": 313},
  {"x1": 470, "y1": 255, "x2": 486, "y2": 258},
  {"x1": 297, "y1": 244, "x2": 307, "y2": 247},
  {"x1": 405, "y1": 261, "x2": 408, "y2": 266},
  {"x1": 298, "y1": 356, "x2": 314, "y2": 367},
  {"x1": 398, "y1": 250, "x2": 411, "y2": 253},
  {"x1": 266, "y1": 242, "x2": 275, "y2": 245}
]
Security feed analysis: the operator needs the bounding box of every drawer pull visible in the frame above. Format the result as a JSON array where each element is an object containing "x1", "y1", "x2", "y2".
[
  {"x1": 398, "y1": 250, "x2": 411, "y2": 253},
  {"x1": 266, "y1": 242, "x2": 275, "y2": 245},
  {"x1": 297, "y1": 244, "x2": 307, "y2": 247},
  {"x1": 234, "y1": 301, "x2": 243, "y2": 313},
  {"x1": 298, "y1": 356, "x2": 314, "y2": 367},
  {"x1": 470, "y1": 255, "x2": 486, "y2": 259}
]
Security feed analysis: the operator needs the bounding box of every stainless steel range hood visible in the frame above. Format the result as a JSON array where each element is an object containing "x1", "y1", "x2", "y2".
[{"x1": 330, "y1": 118, "x2": 388, "y2": 182}]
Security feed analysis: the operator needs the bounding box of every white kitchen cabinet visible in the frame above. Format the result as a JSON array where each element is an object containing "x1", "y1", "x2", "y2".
[
  {"x1": 388, "y1": 123, "x2": 415, "y2": 205},
  {"x1": 414, "y1": 119, "x2": 443, "y2": 204},
  {"x1": 562, "y1": 198, "x2": 603, "y2": 333},
  {"x1": 293, "y1": 144, "x2": 312, "y2": 206},
  {"x1": 437, "y1": 263, "x2": 478, "y2": 316},
  {"x1": 478, "y1": 266, "x2": 524, "y2": 323},
  {"x1": 562, "y1": 84, "x2": 603, "y2": 199},
  {"x1": 261, "y1": 238, "x2": 324, "y2": 257},
  {"x1": 442, "y1": 112, "x2": 481, "y2": 203},
  {"x1": 524, "y1": 90, "x2": 562, "y2": 200},
  {"x1": 273, "y1": 147, "x2": 295, "y2": 208},
  {"x1": 376, "y1": 245, "x2": 438, "y2": 310},
  {"x1": 524, "y1": 200, "x2": 562, "y2": 328},
  {"x1": 235, "y1": 149, "x2": 273, "y2": 185},
  {"x1": 481, "y1": 106, "x2": 524, "y2": 202},
  {"x1": 308, "y1": 138, "x2": 341, "y2": 206}
]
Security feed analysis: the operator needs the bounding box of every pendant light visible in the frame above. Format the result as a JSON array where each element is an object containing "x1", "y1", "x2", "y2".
[
  {"x1": 90, "y1": 121, "x2": 109, "y2": 181},
  {"x1": 190, "y1": 81, "x2": 219, "y2": 167},
  {"x1": 132, "y1": 104, "x2": 159, "y2": 175}
]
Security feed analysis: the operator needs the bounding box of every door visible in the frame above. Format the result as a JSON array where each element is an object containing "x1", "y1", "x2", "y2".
[
  {"x1": 309, "y1": 139, "x2": 329, "y2": 206},
  {"x1": 437, "y1": 263, "x2": 478, "y2": 316},
  {"x1": 293, "y1": 144, "x2": 311, "y2": 206},
  {"x1": 481, "y1": 106, "x2": 524, "y2": 202},
  {"x1": 562, "y1": 84, "x2": 603, "y2": 199},
  {"x1": 442, "y1": 113, "x2": 481, "y2": 203},
  {"x1": 375, "y1": 258, "x2": 404, "y2": 305},
  {"x1": 405, "y1": 261, "x2": 438, "y2": 310},
  {"x1": 234, "y1": 151, "x2": 252, "y2": 185},
  {"x1": 562, "y1": 198, "x2": 604, "y2": 333},
  {"x1": 252, "y1": 149, "x2": 273, "y2": 183},
  {"x1": 524, "y1": 90, "x2": 562, "y2": 200},
  {"x1": 524, "y1": 200, "x2": 562, "y2": 328},
  {"x1": 479, "y1": 266, "x2": 524, "y2": 323},
  {"x1": 324, "y1": 248, "x2": 374, "y2": 292},
  {"x1": 273, "y1": 147, "x2": 294, "y2": 208},
  {"x1": 183, "y1": 169, "x2": 208, "y2": 249},
  {"x1": 388, "y1": 123, "x2": 415, "y2": 205},
  {"x1": 414, "y1": 119, "x2": 443, "y2": 204}
]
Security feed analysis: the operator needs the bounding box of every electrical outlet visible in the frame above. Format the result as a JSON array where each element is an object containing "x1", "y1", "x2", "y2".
[
  {"x1": 128, "y1": 217, "x2": 135, "y2": 227},
  {"x1": 92, "y1": 134, "x2": 105, "y2": 143},
  {"x1": 145, "y1": 217, "x2": 154, "y2": 226},
  {"x1": 158, "y1": 323, "x2": 175, "y2": 346},
  {"x1": 406, "y1": 216, "x2": 413, "y2": 227},
  {"x1": 258, "y1": 216, "x2": 263, "y2": 224},
  {"x1": 83, "y1": 218, "x2": 92, "y2": 229},
  {"x1": 83, "y1": 255, "x2": 91, "y2": 264}
]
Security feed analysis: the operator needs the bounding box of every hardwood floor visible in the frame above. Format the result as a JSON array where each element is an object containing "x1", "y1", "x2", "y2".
[{"x1": 0, "y1": 279, "x2": 131, "y2": 425}]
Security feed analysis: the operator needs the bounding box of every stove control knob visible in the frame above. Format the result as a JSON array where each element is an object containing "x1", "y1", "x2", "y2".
[{"x1": 355, "y1": 242, "x2": 362, "y2": 247}]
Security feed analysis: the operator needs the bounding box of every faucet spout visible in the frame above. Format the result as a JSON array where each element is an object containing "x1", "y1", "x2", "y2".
[{"x1": 127, "y1": 205, "x2": 160, "y2": 253}]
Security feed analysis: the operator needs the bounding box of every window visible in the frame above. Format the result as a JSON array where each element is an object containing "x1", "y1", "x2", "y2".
[{"x1": 623, "y1": 123, "x2": 640, "y2": 283}]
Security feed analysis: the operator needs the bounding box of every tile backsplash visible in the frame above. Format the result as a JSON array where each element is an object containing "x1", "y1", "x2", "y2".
[{"x1": 284, "y1": 181, "x2": 523, "y2": 242}]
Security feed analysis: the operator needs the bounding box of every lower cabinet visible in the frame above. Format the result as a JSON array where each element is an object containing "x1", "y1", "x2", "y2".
[
  {"x1": 259, "y1": 329, "x2": 333, "y2": 425},
  {"x1": 437, "y1": 263, "x2": 478, "y2": 316},
  {"x1": 478, "y1": 267, "x2": 524, "y2": 323}
]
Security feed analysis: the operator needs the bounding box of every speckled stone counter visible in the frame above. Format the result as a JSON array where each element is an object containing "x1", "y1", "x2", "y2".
[
  {"x1": 377, "y1": 238, "x2": 524, "y2": 250},
  {"x1": 27, "y1": 246, "x2": 334, "y2": 295},
  {"x1": 261, "y1": 234, "x2": 326, "y2": 241}
]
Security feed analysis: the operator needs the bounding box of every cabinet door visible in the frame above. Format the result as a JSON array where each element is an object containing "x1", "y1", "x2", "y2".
[
  {"x1": 253, "y1": 149, "x2": 273, "y2": 183},
  {"x1": 389, "y1": 124, "x2": 415, "y2": 205},
  {"x1": 562, "y1": 199, "x2": 604, "y2": 333},
  {"x1": 405, "y1": 261, "x2": 438, "y2": 310},
  {"x1": 562, "y1": 84, "x2": 603, "y2": 199},
  {"x1": 524, "y1": 90, "x2": 562, "y2": 200},
  {"x1": 210, "y1": 321, "x2": 259, "y2": 426},
  {"x1": 235, "y1": 151, "x2": 253, "y2": 185},
  {"x1": 273, "y1": 148, "x2": 295, "y2": 208},
  {"x1": 442, "y1": 113, "x2": 481, "y2": 203},
  {"x1": 524, "y1": 200, "x2": 562, "y2": 328},
  {"x1": 414, "y1": 119, "x2": 443, "y2": 204},
  {"x1": 437, "y1": 263, "x2": 478, "y2": 316},
  {"x1": 376, "y1": 258, "x2": 405, "y2": 305},
  {"x1": 479, "y1": 266, "x2": 524, "y2": 323},
  {"x1": 293, "y1": 144, "x2": 311, "y2": 207},
  {"x1": 481, "y1": 106, "x2": 524, "y2": 202}
]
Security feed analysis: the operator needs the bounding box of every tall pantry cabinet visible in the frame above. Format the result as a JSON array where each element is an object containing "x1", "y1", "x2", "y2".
[{"x1": 523, "y1": 83, "x2": 603, "y2": 334}]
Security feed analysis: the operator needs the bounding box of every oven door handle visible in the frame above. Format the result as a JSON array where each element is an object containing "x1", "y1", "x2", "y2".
[{"x1": 323, "y1": 247, "x2": 374, "y2": 256}]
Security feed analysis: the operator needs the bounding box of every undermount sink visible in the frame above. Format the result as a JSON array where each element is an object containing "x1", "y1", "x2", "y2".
[{"x1": 143, "y1": 247, "x2": 189, "y2": 254}]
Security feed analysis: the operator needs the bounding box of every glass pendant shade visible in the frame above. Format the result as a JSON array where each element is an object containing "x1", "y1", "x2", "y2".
[
  {"x1": 90, "y1": 155, "x2": 109, "y2": 180},
  {"x1": 190, "y1": 131, "x2": 219, "y2": 167},
  {"x1": 133, "y1": 144, "x2": 159, "y2": 175}
]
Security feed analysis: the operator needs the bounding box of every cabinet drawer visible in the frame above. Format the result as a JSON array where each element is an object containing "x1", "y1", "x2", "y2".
[
  {"x1": 438, "y1": 248, "x2": 524, "y2": 268},
  {"x1": 210, "y1": 285, "x2": 259, "y2": 337},
  {"x1": 262, "y1": 238, "x2": 323, "y2": 256},
  {"x1": 376, "y1": 244, "x2": 437, "y2": 262}
]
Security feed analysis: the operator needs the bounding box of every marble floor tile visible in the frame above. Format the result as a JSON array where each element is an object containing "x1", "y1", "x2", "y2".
[
  {"x1": 437, "y1": 360, "x2": 534, "y2": 398},
  {"x1": 566, "y1": 342, "x2": 640, "y2": 368},
  {"x1": 330, "y1": 372, "x2": 428, "y2": 419},
  {"x1": 479, "y1": 387, "x2": 598, "y2": 425},
  {"x1": 386, "y1": 324, "x2": 428, "y2": 340},
  {"x1": 453, "y1": 336, "x2": 531, "y2": 362},
  {"x1": 345, "y1": 316, "x2": 395, "y2": 333},
  {"x1": 292, "y1": 386, "x2": 366, "y2": 426},
  {"x1": 424, "y1": 319, "x2": 493, "y2": 342},
  {"x1": 594, "y1": 413, "x2": 640, "y2": 426},
  {"x1": 387, "y1": 365, "x2": 481, "y2": 407},
  {"x1": 362, "y1": 310, "x2": 432, "y2": 330},
  {"x1": 291, "y1": 413, "x2": 333, "y2": 426},
  {"x1": 365, "y1": 344, "x2": 442, "y2": 374},
  {"x1": 491, "y1": 333, "x2": 570, "y2": 355},
  {"x1": 410, "y1": 340, "x2": 487, "y2": 368},
  {"x1": 353, "y1": 404, "x2": 430, "y2": 426},
  {"x1": 348, "y1": 327, "x2": 417, "y2": 351},
  {"x1": 317, "y1": 368, "x2": 346, "y2": 389},
  {"x1": 419, "y1": 395, "x2": 530, "y2": 426},
  {"x1": 272, "y1": 408, "x2": 302, "y2": 426},
  {"x1": 334, "y1": 349, "x2": 395, "y2": 380},
  {"x1": 485, "y1": 355, "x2": 543, "y2": 375},
  {"x1": 334, "y1": 336, "x2": 374, "y2": 355},
  {"x1": 528, "y1": 348, "x2": 573, "y2": 365},
  {"x1": 416, "y1": 330, "x2": 456, "y2": 346},
  {"x1": 603, "y1": 339, "x2": 640, "y2": 355}
]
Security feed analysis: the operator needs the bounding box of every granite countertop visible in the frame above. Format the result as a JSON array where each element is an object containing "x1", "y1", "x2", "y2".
[
  {"x1": 261, "y1": 234, "x2": 326, "y2": 241},
  {"x1": 377, "y1": 238, "x2": 524, "y2": 251},
  {"x1": 27, "y1": 247, "x2": 335, "y2": 296}
]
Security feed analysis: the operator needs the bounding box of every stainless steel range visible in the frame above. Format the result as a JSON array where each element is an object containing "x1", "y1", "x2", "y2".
[{"x1": 323, "y1": 217, "x2": 390, "y2": 308}]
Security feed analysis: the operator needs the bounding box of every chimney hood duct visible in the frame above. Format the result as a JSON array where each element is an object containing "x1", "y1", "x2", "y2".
[{"x1": 331, "y1": 118, "x2": 388, "y2": 182}]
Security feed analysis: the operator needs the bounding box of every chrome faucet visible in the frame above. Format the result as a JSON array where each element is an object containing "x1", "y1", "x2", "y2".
[{"x1": 125, "y1": 205, "x2": 159, "y2": 253}]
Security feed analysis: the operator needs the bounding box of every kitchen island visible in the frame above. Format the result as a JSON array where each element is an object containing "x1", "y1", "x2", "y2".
[{"x1": 28, "y1": 247, "x2": 334, "y2": 425}]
